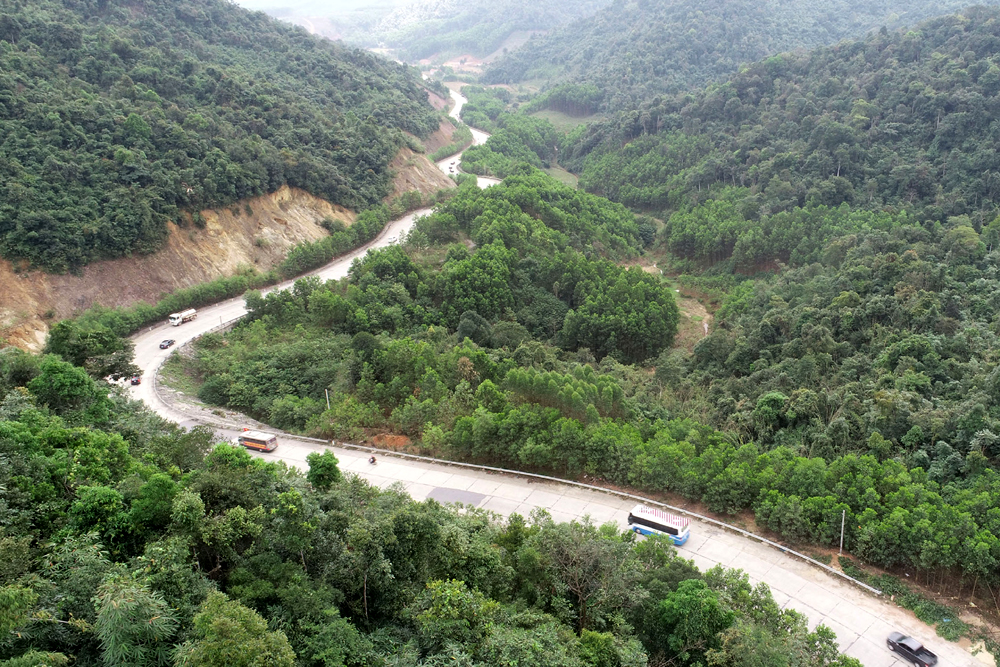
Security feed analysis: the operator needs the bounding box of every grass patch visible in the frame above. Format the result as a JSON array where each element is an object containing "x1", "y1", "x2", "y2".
[
  {"x1": 159, "y1": 353, "x2": 202, "y2": 396},
  {"x1": 529, "y1": 108, "x2": 603, "y2": 133},
  {"x1": 543, "y1": 166, "x2": 579, "y2": 188}
]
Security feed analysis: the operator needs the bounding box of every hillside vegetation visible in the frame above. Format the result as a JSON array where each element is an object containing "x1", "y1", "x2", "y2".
[
  {"x1": 158, "y1": 166, "x2": 1000, "y2": 629},
  {"x1": 0, "y1": 343, "x2": 865, "y2": 666},
  {"x1": 0, "y1": 0, "x2": 439, "y2": 272},
  {"x1": 563, "y1": 9, "x2": 1000, "y2": 227},
  {"x1": 368, "y1": 0, "x2": 611, "y2": 60},
  {"x1": 484, "y1": 0, "x2": 1000, "y2": 111}
]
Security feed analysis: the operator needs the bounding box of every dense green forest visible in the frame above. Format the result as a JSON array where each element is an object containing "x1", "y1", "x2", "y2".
[
  {"x1": 559, "y1": 8, "x2": 1000, "y2": 228},
  {"x1": 456, "y1": 88, "x2": 559, "y2": 178},
  {"x1": 0, "y1": 344, "x2": 864, "y2": 666},
  {"x1": 366, "y1": 0, "x2": 612, "y2": 61},
  {"x1": 209, "y1": 169, "x2": 673, "y2": 368},
  {"x1": 484, "y1": 0, "x2": 1000, "y2": 112},
  {"x1": 158, "y1": 168, "x2": 1000, "y2": 626},
  {"x1": 0, "y1": 0, "x2": 440, "y2": 272}
]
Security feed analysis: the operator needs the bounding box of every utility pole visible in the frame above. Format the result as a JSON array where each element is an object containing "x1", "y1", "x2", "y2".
[
  {"x1": 839, "y1": 509, "x2": 846, "y2": 556},
  {"x1": 325, "y1": 388, "x2": 331, "y2": 411}
]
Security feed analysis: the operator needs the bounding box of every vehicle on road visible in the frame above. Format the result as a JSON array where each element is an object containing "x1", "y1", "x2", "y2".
[
  {"x1": 235, "y1": 430, "x2": 278, "y2": 452},
  {"x1": 886, "y1": 632, "x2": 938, "y2": 666},
  {"x1": 130, "y1": 375, "x2": 142, "y2": 385},
  {"x1": 168, "y1": 309, "x2": 197, "y2": 326},
  {"x1": 627, "y1": 504, "x2": 690, "y2": 545},
  {"x1": 159, "y1": 339, "x2": 175, "y2": 349},
  {"x1": 386, "y1": 236, "x2": 397, "y2": 244}
]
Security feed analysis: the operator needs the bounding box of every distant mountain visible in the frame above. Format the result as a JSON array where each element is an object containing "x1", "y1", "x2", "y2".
[
  {"x1": 561, "y1": 7, "x2": 1000, "y2": 224},
  {"x1": 368, "y1": 0, "x2": 612, "y2": 60},
  {"x1": 0, "y1": 0, "x2": 439, "y2": 272},
  {"x1": 484, "y1": 0, "x2": 1000, "y2": 110}
]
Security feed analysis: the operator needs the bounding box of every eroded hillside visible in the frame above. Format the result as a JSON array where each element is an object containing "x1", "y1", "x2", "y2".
[{"x1": 0, "y1": 142, "x2": 457, "y2": 350}]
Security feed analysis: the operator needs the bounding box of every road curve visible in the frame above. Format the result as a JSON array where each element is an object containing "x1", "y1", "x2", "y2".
[
  {"x1": 132, "y1": 86, "x2": 493, "y2": 413},
  {"x1": 127, "y1": 90, "x2": 987, "y2": 667},
  {"x1": 147, "y1": 391, "x2": 980, "y2": 667},
  {"x1": 435, "y1": 88, "x2": 499, "y2": 187}
]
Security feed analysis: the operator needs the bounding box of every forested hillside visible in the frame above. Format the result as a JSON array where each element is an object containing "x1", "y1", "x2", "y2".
[
  {"x1": 563, "y1": 8, "x2": 1000, "y2": 226},
  {"x1": 455, "y1": 87, "x2": 561, "y2": 178},
  {"x1": 156, "y1": 167, "x2": 1000, "y2": 630},
  {"x1": 367, "y1": 0, "x2": 611, "y2": 60},
  {"x1": 0, "y1": 343, "x2": 863, "y2": 666},
  {"x1": 0, "y1": 0, "x2": 439, "y2": 272},
  {"x1": 484, "y1": 0, "x2": 1000, "y2": 111}
]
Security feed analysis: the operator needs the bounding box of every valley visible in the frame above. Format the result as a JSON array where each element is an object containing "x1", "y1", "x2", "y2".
[{"x1": 8, "y1": 0, "x2": 1000, "y2": 665}]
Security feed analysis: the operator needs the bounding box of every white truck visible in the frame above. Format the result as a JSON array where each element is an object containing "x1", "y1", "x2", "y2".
[{"x1": 168, "y1": 308, "x2": 197, "y2": 326}]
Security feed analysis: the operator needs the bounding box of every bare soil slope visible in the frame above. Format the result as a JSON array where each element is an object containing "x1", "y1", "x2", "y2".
[
  {"x1": 1, "y1": 147, "x2": 454, "y2": 351},
  {"x1": 389, "y1": 145, "x2": 456, "y2": 197}
]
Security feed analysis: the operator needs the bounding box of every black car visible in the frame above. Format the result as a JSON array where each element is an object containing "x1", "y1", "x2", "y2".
[
  {"x1": 130, "y1": 375, "x2": 142, "y2": 385},
  {"x1": 887, "y1": 632, "x2": 938, "y2": 666},
  {"x1": 159, "y1": 339, "x2": 175, "y2": 349}
]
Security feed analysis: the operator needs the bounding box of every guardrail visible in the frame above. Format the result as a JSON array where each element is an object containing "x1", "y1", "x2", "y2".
[{"x1": 152, "y1": 324, "x2": 882, "y2": 598}]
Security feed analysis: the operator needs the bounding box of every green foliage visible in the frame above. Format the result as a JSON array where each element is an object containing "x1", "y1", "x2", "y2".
[
  {"x1": 278, "y1": 207, "x2": 393, "y2": 279},
  {"x1": 175, "y1": 592, "x2": 295, "y2": 667},
  {"x1": 485, "y1": 0, "x2": 996, "y2": 113},
  {"x1": 27, "y1": 355, "x2": 112, "y2": 423},
  {"x1": 506, "y1": 366, "x2": 625, "y2": 421},
  {"x1": 0, "y1": 344, "x2": 864, "y2": 666},
  {"x1": 0, "y1": 0, "x2": 438, "y2": 272},
  {"x1": 520, "y1": 84, "x2": 604, "y2": 117},
  {"x1": 560, "y1": 266, "x2": 679, "y2": 364},
  {"x1": 460, "y1": 112, "x2": 560, "y2": 180},
  {"x1": 457, "y1": 86, "x2": 510, "y2": 132},
  {"x1": 94, "y1": 576, "x2": 178, "y2": 667},
  {"x1": 428, "y1": 124, "x2": 474, "y2": 162},
  {"x1": 565, "y1": 9, "x2": 1000, "y2": 222},
  {"x1": 0, "y1": 652, "x2": 69, "y2": 667},
  {"x1": 657, "y1": 579, "x2": 734, "y2": 663},
  {"x1": 44, "y1": 321, "x2": 139, "y2": 381},
  {"x1": 305, "y1": 451, "x2": 342, "y2": 491},
  {"x1": 411, "y1": 579, "x2": 500, "y2": 652},
  {"x1": 365, "y1": 0, "x2": 611, "y2": 60}
]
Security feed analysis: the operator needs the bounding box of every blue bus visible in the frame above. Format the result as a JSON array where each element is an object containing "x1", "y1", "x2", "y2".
[{"x1": 627, "y1": 504, "x2": 690, "y2": 545}]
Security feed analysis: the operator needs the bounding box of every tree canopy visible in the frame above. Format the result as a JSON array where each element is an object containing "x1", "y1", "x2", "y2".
[
  {"x1": 0, "y1": 342, "x2": 860, "y2": 667},
  {"x1": 0, "y1": 0, "x2": 439, "y2": 271},
  {"x1": 562, "y1": 9, "x2": 1000, "y2": 225},
  {"x1": 484, "y1": 0, "x2": 1000, "y2": 112}
]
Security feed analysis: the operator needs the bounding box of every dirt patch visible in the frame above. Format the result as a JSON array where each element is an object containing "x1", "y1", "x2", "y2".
[
  {"x1": 387, "y1": 146, "x2": 456, "y2": 199},
  {"x1": 372, "y1": 433, "x2": 413, "y2": 451},
  {"x1": 0, "y1": 185, "x2": 350, "y2": 350},
  {"x1": 426, "y1": 89, "x2": 450, "y2": 112},
  {"x1": 674, "y1": 290, "x2": 713, "y2": 352},
  {"x1": 421, "y1": 118, "x2": 461, "y2": 154},
  {"x1": 1, "y1": 142, "x2": 455, "y2": 351}
]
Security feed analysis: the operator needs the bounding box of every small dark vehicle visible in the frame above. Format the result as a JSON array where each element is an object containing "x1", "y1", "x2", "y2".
[
  {"x1": 160, "y1": 339, "x2": 175, "y2": 349},
  {"x1": 887, "y1": 632, "x2": 937, "y2": 666},
  {"x1": 130, "y1": 375, "x2": 142, "y2": 385}
]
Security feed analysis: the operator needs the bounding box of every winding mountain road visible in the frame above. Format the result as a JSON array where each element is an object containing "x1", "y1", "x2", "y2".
[{"x1": 126, "y1": 88, "x2": 988, "y2": 667}]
